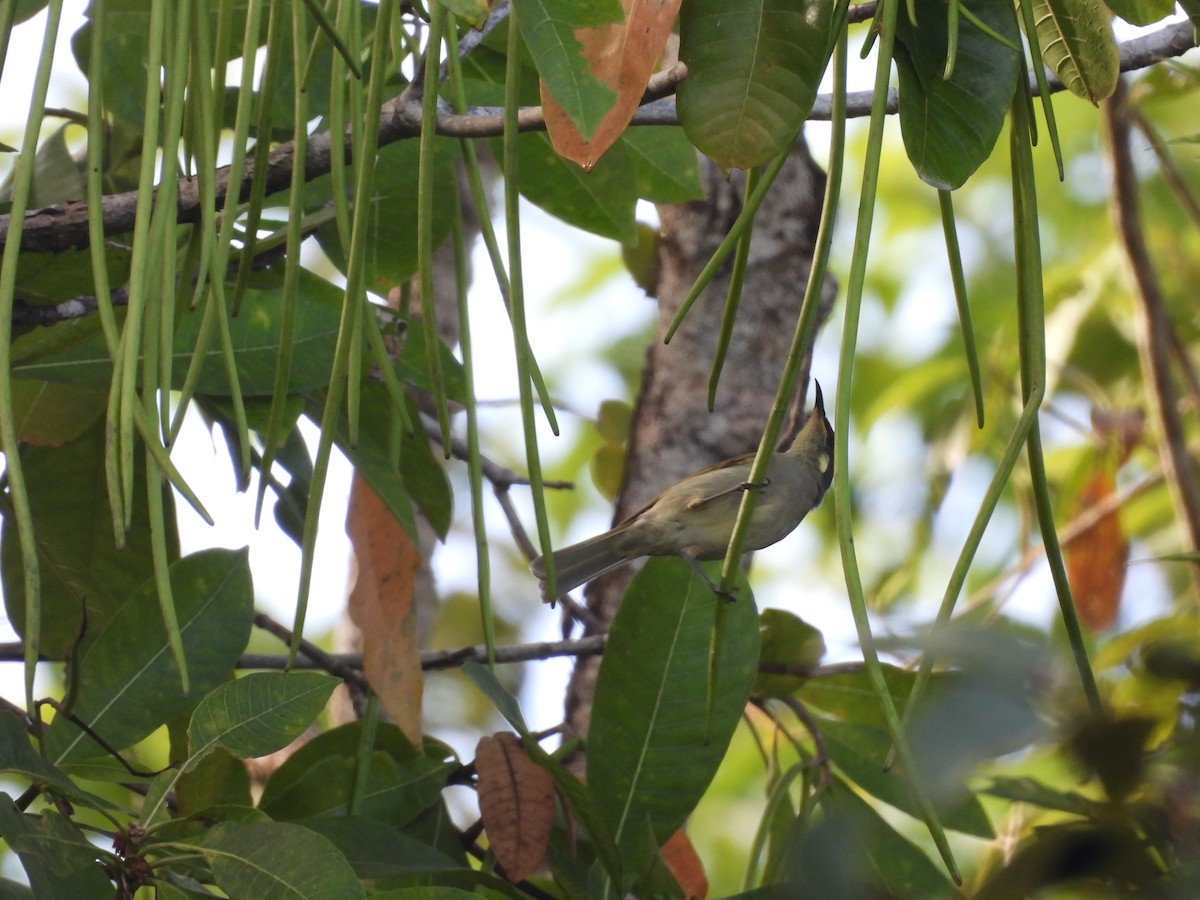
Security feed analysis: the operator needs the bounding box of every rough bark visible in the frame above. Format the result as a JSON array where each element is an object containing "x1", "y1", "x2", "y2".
[{"x1": 564, "y1": 138, "x2": 837, "y2": 739}]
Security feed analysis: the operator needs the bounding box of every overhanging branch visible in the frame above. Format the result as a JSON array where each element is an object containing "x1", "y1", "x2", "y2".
[{"x1": 0, "y1": 19, "x2": 1193, "y2": 256}]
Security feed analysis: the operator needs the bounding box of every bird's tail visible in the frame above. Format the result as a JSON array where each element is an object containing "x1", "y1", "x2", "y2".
[{"x1": 529, "y1": 528, "x2": 633, "y2": 603}]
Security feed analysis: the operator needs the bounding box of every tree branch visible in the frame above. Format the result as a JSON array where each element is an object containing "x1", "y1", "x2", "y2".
[{"x1": 1, "y1": 20, "x2": 1192, "y2": 256}]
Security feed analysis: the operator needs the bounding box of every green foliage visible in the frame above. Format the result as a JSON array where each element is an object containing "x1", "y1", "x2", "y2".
[
  {"x1": 894, "y1": 0, "x2": 1022, "y2": 189},
  {"x1": 588, "y1": 559, "x2": 760, "y2": 883},
  {"x1": 677, "y1": 0, "x2": 835, "y2": 171}
]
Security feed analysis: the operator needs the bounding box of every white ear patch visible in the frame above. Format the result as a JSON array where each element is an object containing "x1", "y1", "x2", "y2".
[{"x1": 817, "y1": 453, "x2": 830, "y2": 473}]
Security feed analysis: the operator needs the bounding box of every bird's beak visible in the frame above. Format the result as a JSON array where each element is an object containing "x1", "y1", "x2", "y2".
[{"x1": 813, "y1": 380, "x2": 825, "y2": 418}]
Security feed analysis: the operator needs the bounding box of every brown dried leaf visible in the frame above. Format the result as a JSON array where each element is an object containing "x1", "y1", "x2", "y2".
[
  {"x1": 542, "y1": 0, "x2": 682, "y2": 169},
  {"x1": 661, "y1": 828, "x2": 708, "y2": 900},
  {"x1": 1066, "y1": 470, "x2": 1128, "y2": 632},
  {"x1": 476, "y1": 732, "x2": 556, "y2": 883},
  {"x1": 346, "y1": 474, "x2": 424, "y2": 745}
]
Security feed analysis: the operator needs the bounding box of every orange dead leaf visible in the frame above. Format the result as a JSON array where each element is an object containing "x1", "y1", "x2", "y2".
[
  {"x1": 346, "y1": 475, "x2": 424, "y2": 745},
  {"x1": 1066, "y1": 470, "x2": 1128, "y2": 632},
  {"x1": 542, "y1": 0, "x2": 682, "y2": 169},
  {"x1": 662, "y1": 828, "x2": 708, "y2": 900},
  {"x1": 475, "y1": 732, "x2": 556, "y2": 883}
]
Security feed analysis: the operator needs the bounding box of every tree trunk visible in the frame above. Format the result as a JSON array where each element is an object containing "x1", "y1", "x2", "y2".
[{"x1": 564, "y1": 138, "x2": 837, "y2": 739}]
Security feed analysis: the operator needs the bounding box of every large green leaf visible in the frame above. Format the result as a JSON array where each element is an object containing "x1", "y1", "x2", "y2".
[
  {"x1": 677, "y1": 0, "x2": 833, "y2": 171},
  {"x1": 796, "y1": 662, "x2": 920, "y2": 728},
  {"x1": 256, "y1": 721, "x2": 421, "y2": 799},
  {"x1": 894, "y1": 0, "x2": 1022, "y2": 190},
  {"x1": 199, "y1": 821, "x2": 365, "y2": 900},
  {"x1": 310, "y1": 137, "x2": 460, "y2": 293},
  {"x1": 258, "y1": 751, "x2": 450, "y2": 827},
  {"x1": 8, "y1": 246, "x2": 131, "y2": 305},
  {"x1": 185, "y1": 671, "x2": 339, "y2": 771},
  {"x1": 587, "y1": 558, "x2": 760, "y2": 872},
  {"x1": 505, "y1": 131, "x2": 639, "y2": 244},
  {"x1": 515, "y1": 0, "x2": 622, "y2": 140},
  {"x1": 0, "y1": 125, "x2": 84, "y2": 207},
  {"x1": 10, "y1": 380, "x2": 107, "y2": 447},
  {"x1": 621, "y1": 127, "x2": 706, "y2": 204},
  {"x1": 72, "y1": 1, "x2": 261, "y2": 131},
  {"x1": 1103, "y1": 0, "x2": 1177, "y2": 25},
  {"x1": 44, "y1": 548, "x2": 254, "y2": 764},
  {"x1": 0, "y1": 798, "x2": 114, "y2": 899},
  {"x1": 298, "y1": 816, "x2": 463, "y2": 878},
  {"x1": 1028, "y1": 0, "x2": 1119, "y2": 104},
  {"x1": 784, "y1": 779, "x2": 957, "y2": 897},
  {"x1": 753, "y1": 608, "x2": 825, "y2": 697},
  {"x1": 818, "y1": 717, "x2": 994, "y2": 838},
  {"x1": 10, "y1": 268, "x2": 342, "y2": 396},
  {"x1": 1, "y1": 418, "x2": 173, "y2": 658},
  {"x1": 0, "y1": 713, "x2": 116, "y2": 811}
]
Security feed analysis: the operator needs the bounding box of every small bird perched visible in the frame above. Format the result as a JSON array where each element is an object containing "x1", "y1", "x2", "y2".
[{"x1": 531, "y1": 381, "x2": 835, "y2": 603}]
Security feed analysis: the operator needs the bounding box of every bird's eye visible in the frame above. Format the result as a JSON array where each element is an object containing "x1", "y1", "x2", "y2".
[{"x1": 817, "y1": 453, "x2": 830, "y2": 473}]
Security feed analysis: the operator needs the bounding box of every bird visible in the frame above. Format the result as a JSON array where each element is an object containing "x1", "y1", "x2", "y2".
[{"x1": 530, "y1": 381, "x2": 835, "y2": 603}]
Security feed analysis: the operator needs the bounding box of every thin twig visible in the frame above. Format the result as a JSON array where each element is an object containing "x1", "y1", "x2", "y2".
[
  {"x1": 1105, "y1": 78, "x2": 1200, "y2": 574},
  {"x1": 234, "y1": 633, "x2": 608, "y2": 673},
  {"x1": 1130, "y1": 107, "x2": 1200, "y2": 231},
  {"x1": 420, "y1": 412, "x2": 573, "y2": 491},
  {"x1": 253, "y1": 610, "x2": 368, "y2": 688},
  {"x1": 773, "y1": 695, "x2": 833, "y2": 788}
]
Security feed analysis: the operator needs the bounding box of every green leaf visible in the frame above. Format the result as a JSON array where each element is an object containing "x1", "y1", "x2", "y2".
[
  {"x1": 515, "y1": 0, "x2": 622, "y2": 140},
  {"x1": 298, "y1": 816, "x2": 463, "y2": 878},
  {"x1": 200, "y1": 821, "x2": 365, "y2": 900},
  {"x1": 310, "y1": 138, "x2": 460, "y2": 293},
  {"x1": 44, "y1": 548, "x2": 254, "y2": 764},
  {"x1": 0, "y1": 125, "x2": 84, "y2": 207},
  {"x1": 588, "y1": 558, "x2": 761, "y2": 868},
  {"x1": 8, "y1": 246, "x2": 131, "y2": 304},
  {"x1": 72, "y1": 2, "x2": 260, "y2": 131},
  {"x1": 797, "y1": 662, "x2": 918, "y2": 729},
  {"x1": 0, "y1": 713, "x2": 115, "y2": 811},
  {"x1": 677, "y1": 0, "x2": 834, "y2": 171},
  {"x1": 754, "y1": 608, "x2": 826, "y2": 697},
  {"x1": 0, "y1": 797, "x2": 114, "y2": 899},
  {"x1": 505, "y1": 132, "x2": 639, "y2": 244},
  {"x1": 818, "y1": 717, "x2": 994, "y2": 838},
  {"x1": 983, "y1": 775, "x2": 1099, "y2": 816},
  {"x1": 256, "y1": 722, "x2": 421, "y2": 800},
  {"x1": 894, "y1": 0, "x2": 1022, "y2": 189},
  {"x1": 621, "y1": 128, "x2": 706, "y2": 204},
  {"x1": 186, "y1": 672, "x2": 338, "y2": 771},
  {"x1": 461, "y1": 659, "x2": 530, "y2": 734},
  {"x1": 0, "y1": 878, "x2": 33, "y2": 899},
  {"x1": 10, "y1": 381, "x2": 107, "y2": 446},
  {"x1": 258, "y1": 751, "x2": 450, "y2": 828},
  {"x1": 1100, "y1": 0, "x2": 1176, "y2": 26},
  {"x1": 435, "y1": 0, "x2": 491, "y2": 27},
  {"x1": 1028, "y1": 0, "x2": 1119, "y2": 104},
  {"x1": 11, "y1": 269, "x2": 342, "y2": 396},
  {"x1": 784, "y1": 779, "x2": 956, "y2": 897},
  {"x1": 2, "y1": 417, "x2": 173, "y2": 657}
]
